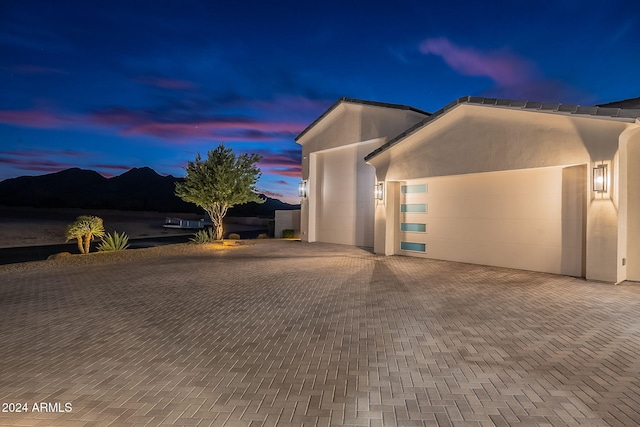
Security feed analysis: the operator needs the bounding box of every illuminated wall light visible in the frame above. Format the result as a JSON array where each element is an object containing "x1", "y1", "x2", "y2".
[
  {"x1": 298, "y1": 180, "x2": 308, "y2": 198},
  {"x1": 593, "y1": 164, "x2": 607, "y2": 193},
  {"x1": 374, "y1": 182, "x2": 384, "y2": 200}
]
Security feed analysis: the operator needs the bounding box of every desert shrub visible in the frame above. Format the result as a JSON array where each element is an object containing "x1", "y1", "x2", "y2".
[
  {"x1": 65, "y1": 215, "x2": 105, "y2": 254},
  {"x1": 97, "y1": 231, "x2": 130, "y2": 251},
  {"x1": 227, "y1": 233, "x2": 240, "y2": 240},
  {"x1": 282, "y1": 229, "x2": 295, "y2": 238},
  {"x1": 257, "y1": 233, "x2": 268, "y2": 239},
  {"x1": 191, "y1": 228, "x2": 216, "y2": 244}
]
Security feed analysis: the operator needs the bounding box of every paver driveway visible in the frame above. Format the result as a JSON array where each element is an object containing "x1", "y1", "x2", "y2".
[{"x1": 1, "y1": 241, "x2": 640, "y2": 427}]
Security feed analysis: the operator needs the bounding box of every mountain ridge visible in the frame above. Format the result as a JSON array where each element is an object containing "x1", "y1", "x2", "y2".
[{"x1": 0, "y1": 167, "x2": 299, "y2": 217}]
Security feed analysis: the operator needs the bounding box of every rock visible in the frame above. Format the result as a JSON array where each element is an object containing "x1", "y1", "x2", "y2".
[{"x1": 48, "y1": 252, "x2": 72, "y2": 260}]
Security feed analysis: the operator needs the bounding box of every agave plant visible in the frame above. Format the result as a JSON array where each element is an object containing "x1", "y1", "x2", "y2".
[
  {"x1": 97, "y1": 231, "x2": 130, "y2": 252},
  {"x1": 65, "y1": 215, "x2": 105, "y2": 254},
  {"x1": 190, "y1": 227, "x2": 216, "y2": 244}
]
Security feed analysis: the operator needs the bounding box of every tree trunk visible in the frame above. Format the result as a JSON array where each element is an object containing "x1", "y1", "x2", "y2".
[
  {"x1": 76, "y1": 236, "x2": 84, "y2": 254},
  {"x1": 214, "y1": 222, "x2": 223, "y2": 240},
  {"x1": 207, "y1": 203, "x2": 228, "y2": 240},
  {"x1": 83, "y1": 234, "x2": 91, "y2": 254},
  {"x1": 210, "y1": 210, "x2": 224, "y2": 240}
]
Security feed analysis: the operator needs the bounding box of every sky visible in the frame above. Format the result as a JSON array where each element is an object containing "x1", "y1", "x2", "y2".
[{"x1": 1, "y1": 0, "x2": 639, "y2": 203}]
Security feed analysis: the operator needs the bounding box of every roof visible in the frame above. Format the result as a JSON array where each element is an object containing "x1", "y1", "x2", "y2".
[
  {"x1": 295, "y1": 97, "x2": 431, "y2": 141},
  {"x1": 598, "y1": 96, "x2": 640, "y2": 109},
  {"x1": 365, "y1": 96, "x2": 640, "y2": 162}
]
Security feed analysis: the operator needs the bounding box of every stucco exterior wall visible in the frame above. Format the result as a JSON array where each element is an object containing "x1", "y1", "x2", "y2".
[
  {"x1": 298, "y1": 103, "x2": 427, "y2": 179},
  {"x1": 298, "y1": 97, "x2": 638, "y2": 282},
  {"x1": 371, "y1": 105, "x2": 628, "y2": 181},
  {"x1": 619, "y1": 124, "x2": 640, "y2": 281},
  {"x1": 368, "y1": 105, "x2": 634, "y2": 282},
  {"x1": 312, "y1": 141, "x2": 377, "y2": 246},
  {"x1": 297, "y1": 102, "x2": 428, "y2": 246},
  {"x1": 274, "y1": 210, "x2": 301, "y2": 239}
]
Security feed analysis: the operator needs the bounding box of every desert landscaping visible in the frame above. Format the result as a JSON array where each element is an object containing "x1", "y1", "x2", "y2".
[{"x1": 0, "y1": 206, "x2": 201, "y2": 248}]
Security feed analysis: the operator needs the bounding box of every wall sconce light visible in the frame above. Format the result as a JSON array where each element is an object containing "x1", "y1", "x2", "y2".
[
  {"x1": 593, "y1": 164, "x2": 607, "y2": 193},
  {"x1": 298, "y1": 180, "x2": 308, "y2": 198},
  {"x1": 374, "y1": 182, "x2": 384, "y2": 200}
]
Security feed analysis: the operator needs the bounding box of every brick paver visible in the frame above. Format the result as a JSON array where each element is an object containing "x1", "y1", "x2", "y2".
[{"x1": 1, "y1": 241, "x2": 640, "y2": 426}]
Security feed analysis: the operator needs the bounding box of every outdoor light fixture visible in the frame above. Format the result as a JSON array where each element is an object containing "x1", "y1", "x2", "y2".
[
  {"x1": 374, "y1": 182, "x2": 384, "y2": 200},
  {"x1": 593, "y1": 164, "x2": 607, "y2": 193},
  {"x1": 298, "y1": 180, "x2": 308, "y2": 198}
]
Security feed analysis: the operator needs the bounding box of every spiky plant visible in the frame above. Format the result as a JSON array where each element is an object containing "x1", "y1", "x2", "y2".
[
  {"x1": 190, "y1": 228, "x2": 216, "y2": 244},
  {"x1": 97, "y1": 231, "x2": 130, "y2": 252},
  {"x1": 65, "y1": 216, "x2": 105, "y2": 254}
]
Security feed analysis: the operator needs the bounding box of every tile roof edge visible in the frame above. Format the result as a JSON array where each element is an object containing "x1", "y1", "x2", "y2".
[
  {"x1": 364, "y1": 96, "x2": 640, "y2": 162},
  {"x1": 295, "y1": 97, "x2": 431, "y2": 142}
]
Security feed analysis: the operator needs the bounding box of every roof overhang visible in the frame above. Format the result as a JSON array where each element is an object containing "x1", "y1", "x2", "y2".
[
  {"x1": 365, "y1": 96, "x2": 640, "y2": 162},
  {"x1": 295, "y1": 97, "x2": 430, "y2": 143}
]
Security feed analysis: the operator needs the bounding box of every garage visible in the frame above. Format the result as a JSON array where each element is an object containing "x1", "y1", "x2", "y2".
[
  {"x1": 300, "y1": 96, "x2": 640, "y2": 282},
  {"x1": 397, "y1": 165, "x2": 586, "y2": 277}
]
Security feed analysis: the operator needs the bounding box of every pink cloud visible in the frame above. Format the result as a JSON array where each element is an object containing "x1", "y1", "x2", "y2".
[
  {"x1": 258, "y1": 153, "x2": 300, "y2": 168},
  {"x1": 92, "y1": 107, "x2": 307, "y2": 143},
  {"x1": 259, "y1": 190, "x2": 285, "y2": 199},
  {"x1": 1, "y1": 149, "x2": 88, "y2": 158},
  {"x1": 90, "y1": 164, "x2": 132, "y2": 171},
  {"x1": 0, "y1": 149, "x2": 93, "y2": 177},
  {"x1": 262, "y1": 166, "x2": 301, "y2": 178},
  {"x1": 0, "y1": 156, "x2": 75, "y2": 172},
  {"x1": 120, "y1": 119, "x2": 304, "y2": 142},
  {"x1": 254, "y1": 149, "x2": 302, "y2": 178},
  {"x1": 0, "y1": 103, "x2": 308, "y2": 145},
  {"x1": 0, "y1": 108, "x2": 81, "y2": 129},
  {"x1": 419, "y1": 38, "x2": 536, "y2": 86}
]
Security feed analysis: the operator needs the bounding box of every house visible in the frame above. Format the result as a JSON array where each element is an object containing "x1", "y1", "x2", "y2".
[{"x1": 295, "y1": 96, "x2": 640, "y2": 283}]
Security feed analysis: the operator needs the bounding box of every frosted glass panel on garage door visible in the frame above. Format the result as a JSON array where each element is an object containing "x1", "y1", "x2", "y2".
[
  {"x1": 398, "y1": 180, "x2": 428, "y2": 255},
  {"x1": 397, "y1": 166, "x2": 585, "y2": 277}
]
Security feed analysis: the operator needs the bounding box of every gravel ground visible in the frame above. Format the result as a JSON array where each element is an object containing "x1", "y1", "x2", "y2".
[{"x1": 0, "y1": 240, "x2": 257, "y2": 274}]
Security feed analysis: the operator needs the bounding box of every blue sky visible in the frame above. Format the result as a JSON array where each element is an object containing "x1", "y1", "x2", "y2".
[{"x1": 1, "y1": 0, "x2": 639, "y2": 203}]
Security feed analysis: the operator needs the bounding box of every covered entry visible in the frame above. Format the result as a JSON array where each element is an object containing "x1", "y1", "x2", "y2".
[
  {"x1": 396, "y1": 165, "x2": 587, "y2": 276},
  {"x1": 308, "y1": 141, "x2": 377, "y2": 247}
]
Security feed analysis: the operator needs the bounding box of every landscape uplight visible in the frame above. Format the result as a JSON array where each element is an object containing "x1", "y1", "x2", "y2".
[{"x1": 593, "y1": 164, "x2": 607, "y2": 193}]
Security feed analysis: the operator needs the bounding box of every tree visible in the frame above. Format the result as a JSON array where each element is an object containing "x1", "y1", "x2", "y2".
[
  {"x1": 175, "y1": 143, "x2": 264, "y2": 240},
  {"x1": 65, "y1": 215, "x2": 105, "y2": 254}
]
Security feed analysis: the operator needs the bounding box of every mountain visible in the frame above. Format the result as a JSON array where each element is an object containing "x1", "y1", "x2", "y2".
[{"x1": 0, "y1": 167, "x2": 299, "y2": 217}]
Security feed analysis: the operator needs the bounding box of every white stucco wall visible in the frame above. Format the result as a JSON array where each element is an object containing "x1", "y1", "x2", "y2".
[
  {"x1": 311, "y1": 141, "x2": 377, "y2": 246},
  {"x1": 274, "y1": 210, "x2": 301, "y2": 238},
  {"x1": 298, "y1": 97, "x2": 638, "y2": 282},
  {"x1": 298, "y1": 103, "x2": 426, "y2": 160},
  {"x1": 368, "y1": 104, "x2": 635, "y2": 282},
  {"x1": 371, "y1": 105, "x2": 628, "y2": 181},
  {"x1": 618, "y1": 124, "x2": 640, "y2": 282},
  {"x1": 297, "y1": 101, "x2": 428, "y2": 246}
]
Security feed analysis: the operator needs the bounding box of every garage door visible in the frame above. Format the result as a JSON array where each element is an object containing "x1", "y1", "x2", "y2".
[{"x1": 397, "y1": 165, "x2": 586, "y2": 277}]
